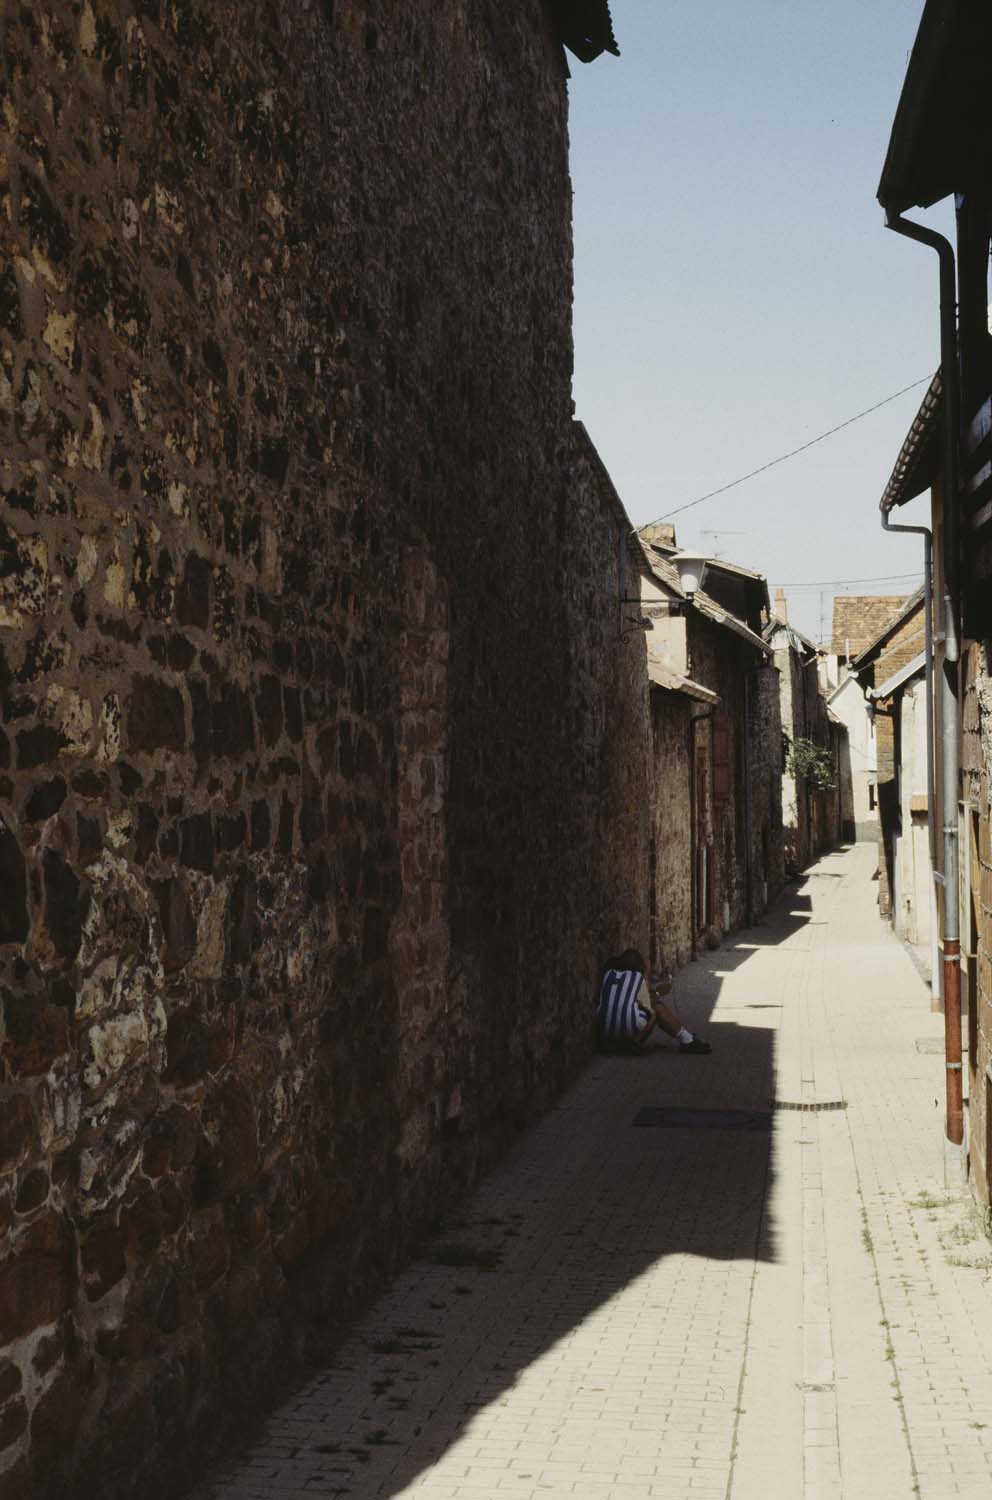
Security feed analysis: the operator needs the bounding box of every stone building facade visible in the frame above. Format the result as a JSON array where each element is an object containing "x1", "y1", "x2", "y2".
[
  {"x1": 638, "y1": 542, "x2": 783, "y2": 963},
  {"x1": 850, "y1": 593, "x2": 926, "y2": 918},
  {"x1": 961, "y1": 642, "x2": 992, "y2": 1207},
  {"x1": 0, "y1": 5, "x2": 646, "y2": 1496}
]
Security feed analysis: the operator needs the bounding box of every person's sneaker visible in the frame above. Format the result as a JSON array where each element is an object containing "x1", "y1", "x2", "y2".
[{"x1": 679, "y1": 1035, "x2": 711, "y2": 1055}]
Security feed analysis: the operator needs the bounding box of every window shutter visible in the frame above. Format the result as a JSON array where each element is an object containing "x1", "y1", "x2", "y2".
[{"x1": 713, "y1": 716, "x2": 731, "y2": 803}]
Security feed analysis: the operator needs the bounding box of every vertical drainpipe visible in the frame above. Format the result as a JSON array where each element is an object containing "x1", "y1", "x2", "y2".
[
  {"x1": 885, "y1": 210, "x2": 963, "y2": 1158},
  {"x1": 881, "y1": 512, "x2": 939, "y2": 1006}
]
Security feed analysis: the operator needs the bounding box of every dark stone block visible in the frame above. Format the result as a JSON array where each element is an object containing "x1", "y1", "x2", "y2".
[
  {"x1": 16, "y1": 725, "x2": 65, "y2": 769},
  {"x1": 175, "y1": 553, "x2": 212, "y2": 629},
  {"x1": 43, "y1": 848, "x2": 86, "y2": 964},
  {"x1": 127, "y1": 675, "x2": 185, "y2": 753},
  {"x1": 283, "y1": 685, "x2": 303, "y2": 742},
  {"x1": 188, "y1": 676, "x2": 212, "y2": 764},
  {"x1": 0, "y1": 1211, "x2": 74, "y2": 1342},
  {"x1": 133, "y1": 803, "x2": 159, "y2": 864},
  {"x1": 230, "y1": 871, "x2": 257, "y2": 963},
  {"x1": 2, "y1": 990, "x2": 70, "y2": 1077},
  {"x1": 81, "y1": 1213, "x2": 126, "y2": 1301},
  {"x1": 180, "y1": 812, "x2": 213, "y2": 873},
  {"x1": 339, "y1": 722, "x2": 354, "y2": 778},
  {"x1": 307, "y1": 851, "x2": 332, "y2": 904},
  {"x1": 277, "y1": 796, "x2": 294, "y2": 856},
  {"x1": 164, "y1": 1008, "x2": 210, "y2": 1086},
  {"x1": 142, "y1": 1104, "x2": 198, "y2": 1179},
  {"x1": 259, "y1": 435, "x2": 289, "y2": 484},
  {"x1": 14, "y1": 1167, "x2": 49, "y2": 1215},
  {"x1": 299, "y1": 795, "x2": 323, "y2": 845},
  {"x1": 212, "y1": 682, "x2": 255, "y2": 758},
  {"x1": 168, "y1": 633, "x2": 197, "y2": 671},
  {"x1": 71, "y1": 768, "x2": 108, "y2": 799},
  {"x1": 361, "y1": 906, "x2": 389, "y2": 962},
  {"x1": 0, "y1": 1361, "x2": 21, "y2": 1404},
  {"x1": 356, "y1": 729, "x2": 379, "y2": 777},
  {"x1": 29, "y1": 1366, "x2": 85, "y2": 1460},
  {"x1": 343, "y1": 839, "x2": 361, "y2": 900},
  {"x1": 0, "y1": 1398, "x2": 27, "y2": 1453},
  {"x1": 257, "y1": 674, "x2": 282, "y2": 746},
  {"x1": 24, "y1": 776, "x2": 67, "y2": 821},
  {"x1": 216, "y1": 811, "x2": 247, "y2": 852},
  {"x1": 0, "y1": 819, "x2": 28, "y2": 943},
  {"x1": 77, "y1": 814, "x2": 102, "y2": 862},
  {"x1": 154, "y1": 878, "x2": 196, "y2": 972},
  {"x1": 0, "y1": 1093, "x2": 34, "y2": 1173},
  {"x1": 0, "y1": 266, "x2": 23, "y2": 339},
  {"x1": 117, "y1": 761, "x2": 142, "y2": 795},
  {"x1": 250, "y1": 798, "x2": 270, "y2": 851}
]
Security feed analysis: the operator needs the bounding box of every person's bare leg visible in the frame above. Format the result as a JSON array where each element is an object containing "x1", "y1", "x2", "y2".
[{"x1": 649, "y1": 998, "x2": 681, "y2": 1038}]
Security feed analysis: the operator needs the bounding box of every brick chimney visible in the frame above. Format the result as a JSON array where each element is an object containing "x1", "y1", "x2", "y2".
[
  {"x1": 775, "y1": 586, "x2": 788, "y2": 621},
  {"x1": 639, "y1": 522, "x2": 677, "y2": 551}
]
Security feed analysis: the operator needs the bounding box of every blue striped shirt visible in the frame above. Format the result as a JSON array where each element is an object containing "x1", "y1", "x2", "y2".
[{"x1": 596, "y1": 968, "x2": 649, "y2": 1040}]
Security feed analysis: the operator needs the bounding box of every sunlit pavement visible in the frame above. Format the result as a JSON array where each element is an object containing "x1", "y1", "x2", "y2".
[{"x1": 190, "y1": 844, "x2": 992, "y2": 1500}]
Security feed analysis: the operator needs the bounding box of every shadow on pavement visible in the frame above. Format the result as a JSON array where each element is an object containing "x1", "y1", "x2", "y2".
[{"x1": 194, "y1": 878, "x2": 818, "y2": 1500}]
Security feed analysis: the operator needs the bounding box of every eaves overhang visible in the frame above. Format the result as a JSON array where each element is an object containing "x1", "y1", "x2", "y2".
[
  {"x1": 877, "y1": 0, "x2": 992, "y2": 212},
  {"x1": 879, "y1": 372, "x2": 942, "y2": 512},
  {"x1": 548, "y1": 1, "x2": 620, "y2": 63},
  {"x1": 868, "y1": 650, "x2": 927, "y2": 702},
  {"x1": 647, "y1": 660, "x2": 720, "y2": 705}
]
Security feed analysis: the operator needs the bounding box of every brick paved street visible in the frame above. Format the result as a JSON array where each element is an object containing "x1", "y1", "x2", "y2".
[{"x1": 189, "y1": 845, "x2": 992, "y2": 1500}]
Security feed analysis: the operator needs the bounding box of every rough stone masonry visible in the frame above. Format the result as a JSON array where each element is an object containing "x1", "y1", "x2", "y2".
[{"x1": 0, "y1": 4, "x2": 648, "y2": 1495}]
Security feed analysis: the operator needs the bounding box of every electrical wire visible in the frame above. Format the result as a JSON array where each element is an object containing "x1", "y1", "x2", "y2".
[
  {"x1": 637, "y1": 376, "x2": 932, "y2": 528},
  {"x1": 774, "y1": 570, "x2": 922, "y2": 591}
]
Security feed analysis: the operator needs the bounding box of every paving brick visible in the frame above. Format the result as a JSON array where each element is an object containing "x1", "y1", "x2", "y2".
[{"x1": 185, "y1": 848, "x2": 992, "y2": 1500}]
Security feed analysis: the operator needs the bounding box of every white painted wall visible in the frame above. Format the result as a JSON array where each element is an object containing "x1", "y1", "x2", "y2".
[
  {"x1": 828, "y1": 673, "x2": 877, "y2": 839},
  {"x1": 893, "y1": 675, "x2": 931, "y2": 953}
]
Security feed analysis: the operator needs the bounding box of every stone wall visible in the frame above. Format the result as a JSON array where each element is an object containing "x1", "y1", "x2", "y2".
[
  {"x1": 961, "y1": 641, "x2": 992, "y2": 1210},
  {"x1": 863, "y1": 602, "x2": 925, "y2": 916},
  {"x1": 685, "y1": 619, "x2": 778, "y2": 940},
  {"x1": 0, "y1": 5, "x2": 648, "y2": 1495},
  {"x1": 648, "y1": 688, "x2": 692, "y2": 969}
]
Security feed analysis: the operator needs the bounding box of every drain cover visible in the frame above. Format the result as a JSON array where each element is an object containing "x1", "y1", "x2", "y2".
[
  {"x1": 633, "y1": 1107, "x2": 772, "y2": 1131},
  {"x1": 772, "y1": 1100, "x2": 847, "y2": 1112}
]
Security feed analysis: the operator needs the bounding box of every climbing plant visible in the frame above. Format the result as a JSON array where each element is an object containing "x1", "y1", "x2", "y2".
[{"x1": 787, "y1": 737, "x2": 835, "y2": 791}]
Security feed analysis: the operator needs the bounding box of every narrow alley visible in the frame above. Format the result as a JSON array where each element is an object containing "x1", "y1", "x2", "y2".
[{"x1": 190, "y1": 845, "x2": 992, "y2": 1500}]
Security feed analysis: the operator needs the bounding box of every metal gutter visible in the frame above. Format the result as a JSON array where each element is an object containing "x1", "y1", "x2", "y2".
[{"x1": 882, "y1": 208, "x2": 963, "y2": 1153}]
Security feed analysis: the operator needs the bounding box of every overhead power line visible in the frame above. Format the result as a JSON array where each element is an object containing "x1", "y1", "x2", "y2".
[
  {"x1": 638, "y1": 376, "x2": 932, "y2": 528},
  {"x1": 775, "y1": 570, "x2": 922, "y2": 591}
]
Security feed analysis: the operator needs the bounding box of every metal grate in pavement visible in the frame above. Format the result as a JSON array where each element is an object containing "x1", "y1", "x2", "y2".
[
  {"x1": 633, "y1": 1106, "x2": 772, "y2": 1131},
  {"x1": 771, "y1": 1099, "x2": 847, "y2": 1112}
]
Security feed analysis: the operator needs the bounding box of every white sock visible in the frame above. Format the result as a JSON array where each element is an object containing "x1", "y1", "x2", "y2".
[{"x1": 676, "y1": 1026, "x2": 694, "y2": 1045}]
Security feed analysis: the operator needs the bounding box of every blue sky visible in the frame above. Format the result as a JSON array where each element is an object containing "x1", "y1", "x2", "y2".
[{"x1": 567, "y1": 0, "x2": 952, "y2": 644}]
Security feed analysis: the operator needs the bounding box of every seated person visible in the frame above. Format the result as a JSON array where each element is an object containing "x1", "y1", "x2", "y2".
[{"x1": 596, "y1": 948, "x2": 711, "y2": 1054}]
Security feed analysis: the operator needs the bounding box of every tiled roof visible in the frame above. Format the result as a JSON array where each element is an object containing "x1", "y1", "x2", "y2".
[
  {"x1": 879, "y1": 372, "x2": 941, "y2": 511},
  {"x1": 850, "y1": 586, "x2": 926, "y2": 671},
  {"x1": 692, "y1": 589, "x2": 772, "y2": 657},
  {"x1": 831, "y1": 595, "x2": 911, "y2": 659}
]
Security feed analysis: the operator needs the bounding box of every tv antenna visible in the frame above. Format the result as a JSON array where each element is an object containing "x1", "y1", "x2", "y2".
[{"x1": 699, "y1": 528, "x2": 750, "y2": 560}]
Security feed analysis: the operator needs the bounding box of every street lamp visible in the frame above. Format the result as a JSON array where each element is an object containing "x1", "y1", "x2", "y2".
[{"x1": 672, "y1": 550, "x2": 708, "y2": 598}]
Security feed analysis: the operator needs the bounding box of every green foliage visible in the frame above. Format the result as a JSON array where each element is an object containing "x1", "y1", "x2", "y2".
[{"x1": 787, "y1": 736, "x2": 835, "y2": 791}]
